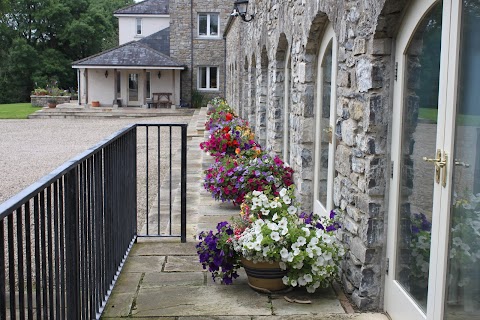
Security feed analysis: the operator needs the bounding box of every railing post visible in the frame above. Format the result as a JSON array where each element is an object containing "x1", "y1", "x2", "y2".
[
  {"x1": 181, "y1": 124, "x2": 187, "y2": 243},
  {"x1": 65, "y1": 168, "x2": 80, "y2": 319}
]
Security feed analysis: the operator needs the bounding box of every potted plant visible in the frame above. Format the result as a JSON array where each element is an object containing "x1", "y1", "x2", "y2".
[
  {"x1": 47, "y1": 98, "x2": 57, "y2": 108},
  {"x1": 91, "y1": 100, "x2": 100, "y2": 107},
  {"x1": 197, "y1": 186, "x2": 344, "y2": 293}
]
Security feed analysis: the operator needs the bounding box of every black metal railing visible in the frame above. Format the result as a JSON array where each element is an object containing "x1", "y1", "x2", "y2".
[
  {"x1": 136, "y1": 124, "x2": 187, "y2": 241},
  {"x1": 0, "y1": 123, "x2": 187, "y2": 319}
]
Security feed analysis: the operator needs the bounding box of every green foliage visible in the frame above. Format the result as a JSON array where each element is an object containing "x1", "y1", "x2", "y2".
[
  {"x1": 0, "y1": 0, "x2": 134, "y2": 103},
  {"x1": 0, "y1": 103, "x2": 42, "y2": 119},
  {"x1": 191, "y1": 89, "x2": 206, "y2": 109}
]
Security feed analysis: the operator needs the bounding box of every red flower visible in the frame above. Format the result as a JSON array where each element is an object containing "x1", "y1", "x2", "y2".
[{"x1": 226, "y1": 113, "x2": 233, "y2": 121}]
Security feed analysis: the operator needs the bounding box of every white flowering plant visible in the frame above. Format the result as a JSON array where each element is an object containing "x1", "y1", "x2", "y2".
[{"x1": 232, "y1": 186, "x2": 344, "y2": 293}]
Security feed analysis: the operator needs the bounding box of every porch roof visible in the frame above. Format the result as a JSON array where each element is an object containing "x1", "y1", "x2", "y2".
[
  {"x1": 72, "y1": 37, "x2": 184, "y2": 70},
  {"x1": 114, "y1": 0, "x2": 169, "y2": 15}
]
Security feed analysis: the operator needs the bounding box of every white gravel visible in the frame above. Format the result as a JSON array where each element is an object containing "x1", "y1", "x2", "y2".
[{"x1": 0, "y1": 117, "x2": 191, "y2": 204}]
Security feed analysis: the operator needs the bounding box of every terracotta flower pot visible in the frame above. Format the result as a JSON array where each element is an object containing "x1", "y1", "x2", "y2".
[
  {"x1": 91, "y1": 101, "x2": 100, "y2": 107},
  {"x1": 241, "y1": 258, "x2": 288, "y2": 293}
]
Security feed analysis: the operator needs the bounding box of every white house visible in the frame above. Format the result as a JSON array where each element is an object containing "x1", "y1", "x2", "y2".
[{"x1": 72, "y1": 0, "x2": 184, "y2": 108}]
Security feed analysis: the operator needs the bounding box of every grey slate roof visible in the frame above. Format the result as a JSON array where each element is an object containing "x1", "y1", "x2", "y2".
[
  {"x1": 139, "y1": 28, "x2": 170, "y2": 56},
  {"x1": 72, "y1": 31, "x2": 184, "y2": 69},
  {"x1": 115, "y1": 0, "x2": 169, "y2": 15}
]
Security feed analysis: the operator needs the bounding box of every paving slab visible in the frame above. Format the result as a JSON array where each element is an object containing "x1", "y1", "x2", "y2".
[
  {"x1": 102, "y1": 292, "x2": 135, "y2": 318},
  {"x1": 253, "y1": 315, "x2": 389, "y2": 320},
  {"x1": 164, "y1": 255, "x2": 205, "y2": 272},
  {"x1": 112, "y1": 272, "x2": 143, "y2": 293},
  {"x1": 133, "y1": 286, "x2": 272, "y2": 317},
  {"x1": 270, "y1": 287, "x2": 344, "y2": 316},
  {"x1": 121, "y1": 256, "x2": 165, "y2": 273},
  {"x1": 130, "y1": 242, "x2": 197, "y2": 256},
  {"x1": 142, "y1": 271, "x2": 206, "y2": 287}
]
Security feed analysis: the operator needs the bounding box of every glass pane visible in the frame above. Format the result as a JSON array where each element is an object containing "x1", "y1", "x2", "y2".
[
  {"x1": 136, "y1": 18, "x2": 141, "y2": 35},
  {"x1": 199, "y1": 67, "x2": 207, "y2": 88},
  {"x1": 318, "y1": 41, "x2": 332, "y2": 207},
  {"x1": 395, "y1": 3, "x2": 442, "y2": 312},
  {"x1": 210, "y1": 14, "x2": 218, "y2": 35},
  {"x1": 445, "y1": 2, "x2": 480, "y2": 318},
  {"x1": 129, "y1": 73, "x2": 138, "y2": 101},
  {"x1": 199, "y1": 14, "x2": 207, "y2": 35},
  {"x1": 210, "y1": 67, "x2": 218, "y2": 89}
]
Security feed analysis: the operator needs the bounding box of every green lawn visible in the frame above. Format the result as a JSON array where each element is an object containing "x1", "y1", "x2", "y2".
[
  {"x1": 419, "y1": 107, "x2": 480, "y2": 127},
  {"x1": 0, "y1": 103, "x2": 42, "y2": 119}
]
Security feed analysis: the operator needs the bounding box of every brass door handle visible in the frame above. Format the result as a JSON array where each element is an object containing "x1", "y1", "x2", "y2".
[
  {"x1": 422, "y1": 149, "x2": 447, "y2": 186},
  {"x1": 323, "y1": 126, "x2": 333, "y2": 144},
  {"x1": 454, "y1": 159, "x2": 470, "y2": 168}
]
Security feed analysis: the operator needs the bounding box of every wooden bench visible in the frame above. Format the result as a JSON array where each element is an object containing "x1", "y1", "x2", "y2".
[{"x1": 150, "y1": 92, "x2": 172, "y2": 108}]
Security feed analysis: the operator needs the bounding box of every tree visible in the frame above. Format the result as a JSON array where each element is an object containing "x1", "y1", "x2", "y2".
[{"x1": 0, "y1": 0, "x2": 134, "y2": 103}]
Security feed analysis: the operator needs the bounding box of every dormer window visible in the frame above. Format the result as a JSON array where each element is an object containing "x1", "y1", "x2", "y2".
[
  {"x1": 136, "y1": 18, "x2": 142, "y2": 35},
  {"x1": 198, "y1": 13, "x2": 219, "y2": 37}
]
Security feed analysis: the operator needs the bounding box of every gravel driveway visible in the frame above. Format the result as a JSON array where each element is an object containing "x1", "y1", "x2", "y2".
[{"x1": 0, "y1": 117, "x2": 191, "y2": 204}]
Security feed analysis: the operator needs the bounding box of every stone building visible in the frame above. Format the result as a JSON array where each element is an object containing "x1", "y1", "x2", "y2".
[
  {"x1": 73, "y1": 0, "x2": 232, "y2": 107},
  {"x1": 224, "y1": 0, "x2": 480, "y2": 319},
  {"x1": 170, "y1": 0, "x2": 233, "y2": 104}
]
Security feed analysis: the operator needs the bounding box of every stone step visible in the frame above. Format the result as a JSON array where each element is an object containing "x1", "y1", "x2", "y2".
[{"x1": 28, "y1": 106, "x2": 194, "y2": 119}]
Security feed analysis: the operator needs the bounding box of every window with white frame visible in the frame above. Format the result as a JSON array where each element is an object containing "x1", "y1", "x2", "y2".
[
  {"x1": 136, "y1": 18, "x2": 142, "y2": 35},
  {"x1": 198, "y1": 66, "x2": 219, "y2": 90},
  {"x1": 198, "y1": 13, "x2": 219, "y2": 37}
]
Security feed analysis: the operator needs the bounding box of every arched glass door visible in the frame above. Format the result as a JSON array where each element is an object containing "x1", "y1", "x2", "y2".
[
  {"x1": 385, "y1": 1, "x2": 480, "y2": 319},
  {"x1": 313, "y1": 23, "x2": 337, "y2": 217}
]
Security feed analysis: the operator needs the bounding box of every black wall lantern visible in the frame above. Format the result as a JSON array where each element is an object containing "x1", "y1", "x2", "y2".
[
  {"x1": 104, "y1": 70, "x2": 109, "y2": 78},
  {"x1": 157, "y1": 71, "x2": 162, "y2": 79},
  {"x1": 232, "y1": 0, "x2": 254, "y2": 22}
]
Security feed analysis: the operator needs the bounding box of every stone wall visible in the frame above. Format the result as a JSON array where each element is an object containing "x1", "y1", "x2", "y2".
[
  {"x1": 30, "y1": 96, "x2": 71, "y2": 107},
  {"x1": 170, "y1": 0, "x2": 232, "y2": 106},
  {"x1": 225, "y1": 0, "x2": 411, "y2": 311}
]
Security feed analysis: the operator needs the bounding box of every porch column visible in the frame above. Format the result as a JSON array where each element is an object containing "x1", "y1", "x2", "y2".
[
  {"x1": 80, "y1": 68, "x2": 88, "y2": 105},
  {"x1": 113, "y1": 68, "x2": 117, "y2": 108},
  {"x1": 143, "y1": 69, "x2": 147, "y2": 108},
  {"x1": 172, "y1": 70, "x2": 176, "y2": 108}
]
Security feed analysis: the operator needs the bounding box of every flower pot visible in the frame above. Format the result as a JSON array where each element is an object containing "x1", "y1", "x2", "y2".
[
  {"x1": 241, "y1": 258, "x2": 288, "y2": 293},
  {"x1": 47, "y1": 102, "x2": 57, "y2": 108},
  {"x1": 91, "y1": 101, "x2": 100, "y2": 107}
]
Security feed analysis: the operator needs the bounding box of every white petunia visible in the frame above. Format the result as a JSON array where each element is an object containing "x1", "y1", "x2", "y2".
[
  {"x1": 301, "y1": 227, "x2": 310, "y2": 237},
  {"x1": 280, "y1": 262, "x2": 287, "y2": 270},
  {"x1": 310, "y1": 237, "x2": 319, "y2": 246},
  {"x1": 298, "y1": 277, "x2": 307, "y2": 286},
  {"x1": 283, "y1": 196, "x2": 291, "y2": 204},
  {"x1": 267, "y1": 222, "x2": 279, "y2": 231},
  {"x1": 287, "y1": 206, "x2": 297, "y2": 215},
  {"x1": 324, "y1": 251, "x2": 332, "y2": 261},
  {"x1": 261, "y1": 208, "x2": 270, "y2": 216},
  {"x1": 279, "y1": 188, "x2": 287, "y2": 197},
  {"x1": 259, "y1": 194, "x2": 268, "y2": 202},
  {"x1": 278, "y1": 217, "x2": 288, "y2": 229},
  {"x1": 280, "y1": 248, "x2": 289, "y2": 259},
  {"x1": 270, "y1": 231, "x2": 280, "y2": 241},
  {"x1": 252, "y1": 190, "x2": 262, "y2": 196},
  {"x1": 270, "y1": 201, "x2": 279, "y2": 208},
  {"x1": 296, "y1": 236, "x2": 307, "y2": 246},
  {"x1": 304, "y1": 274, "x2": 313, "y2": 283},
  {"x1": 272, "y1": 213, "x2": 279, "y2": 221}
]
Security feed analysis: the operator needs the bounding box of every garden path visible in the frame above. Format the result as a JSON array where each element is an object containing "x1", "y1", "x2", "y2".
[{"x1": 101, "y1": 108, "x2": 390, "y2": 320}]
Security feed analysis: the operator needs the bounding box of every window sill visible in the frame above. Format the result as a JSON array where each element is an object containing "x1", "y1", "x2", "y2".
[
  {"x1": 197, "y1": 88, "x2": 220, "y2": 92},
  {"x1": 196, "y1": 36, "x2": 222, "y2": 40}
]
